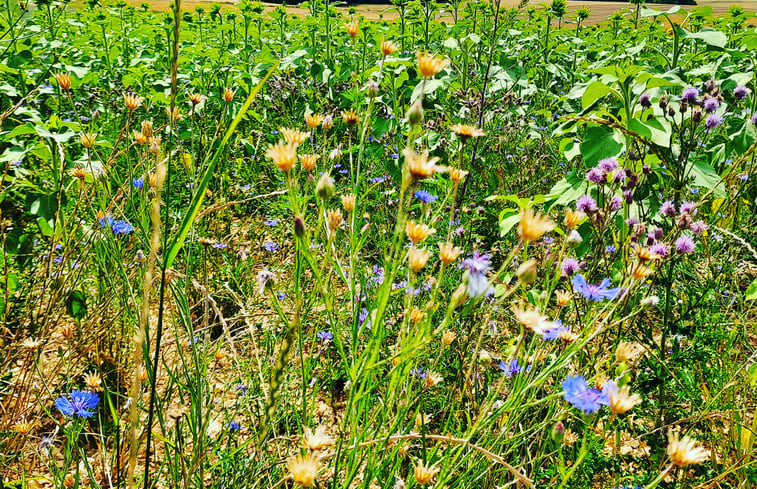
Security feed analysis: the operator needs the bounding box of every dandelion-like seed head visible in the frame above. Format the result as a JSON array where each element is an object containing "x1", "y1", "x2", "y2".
[
  {"x1": 381, "y1": 40, "x2": 398, "y2": 56},
  {"x1": 287, "y1": 453, "x2": 319, "y2": 487},
  {"x1": 564, "y1": 208, "x2": 583, "y2": 229},
  {"x1": 280, "y1": 127, "x2": 310, "y2": 145},
  {"x1": 327, "y1": 209, "x2": 343, "y2": 232},
  {"x1": 322, "y1": 115, "x2": 334, "y2": 130},
  {"x1": 124, "y1": 93, "x2": 144, "y2": 112},
  {"x1": 149, "y1": 136, "x2": 162, "y2": 155},
  {"x1": 305, "y1": 113, "x2": 324, "y2": 129},
  {"x1": 302, "y1": 426, "x2": 333, "y2": 451},
  {"x1": 667, "y1": 429, "x2": 709, "y2": 467},
  {"x1": 417, "y1": 52, "x2": 449, "y2": 78},
  {"x1": 615, "y1": 341, "x2": 641, "y2": 362},
  {"x1": 518, "y1": 208, "x2": 554, "y2": 243},
  {"x1": 425, "y1": 372, "x2": 443, "y2": 388},
  {"x1": 512, "y1": 303, "x2": 549, "y2": 334},
  {"x1": 405, "y1": 221, "x2": 436, "y2": 245},
  {"x1": 54, "y1": 72, "x2": 72, "y2": 90},
  {"x1": 408, "y1": 246, "x2": 431, "y2": 272},
  {"x1": 267, "y1": 142, "x2": 298, "y2": 172}
]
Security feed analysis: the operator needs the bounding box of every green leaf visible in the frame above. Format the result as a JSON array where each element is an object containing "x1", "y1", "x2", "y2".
[
  {"x1": 689, "y1": 157, "x2": 725, "y2": 198},
  {"x1": 579, "y1": 125, "x2": 624, "y2": 166},
  {"x1": 746, "y1": 278, "x2": 757, "y2": 301},
  {"x1": 682, "y1": 29, "x2": 728, "y2": 49},
  {"x1": 581, "y1": 81, "x2": 613, "y2": 108},
  {"x1": 67, "y1": 290, "x2": 88, "y2": 320}
]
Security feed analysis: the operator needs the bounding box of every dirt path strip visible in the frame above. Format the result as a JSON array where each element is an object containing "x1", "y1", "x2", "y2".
[{"x1": 124, "y1": 0, "x2": 755, "y2": 24}]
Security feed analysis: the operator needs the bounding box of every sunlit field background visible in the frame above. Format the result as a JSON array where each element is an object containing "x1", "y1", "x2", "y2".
[{"x1": 1, "y1": 0, "x2": 757, "y2": 487}]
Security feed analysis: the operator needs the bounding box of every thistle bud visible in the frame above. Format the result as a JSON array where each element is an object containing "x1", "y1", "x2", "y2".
[
  {"x1": 365, "y1": 80, "x2": 379, "y2": 99},
  {"x1": 407, "y1": 99, "x2": 424, "y2": 126},
  {"x1": 517, "y1": 259, "x2": 538, "y2": 284},
  {"x1": 316, "y1": 173, "x2": 335, "y2": 200},
  {"x1": 692, "y1": 108, "x2": 703, "y2": 123},
  {"x1": 551, "y1": 421, "x2": 565, "y2": 444},
  {"x1": 294, "y1": 216, "x2": 306, "y2": 238}
]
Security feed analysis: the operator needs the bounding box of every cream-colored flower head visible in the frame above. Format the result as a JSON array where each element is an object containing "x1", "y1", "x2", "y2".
[
  {"x1": 438, "y1": 242, "x2": 462, "y2": 265},
  {"x1": 408, "y1": 247, "x2": 431, "y2": 272},
  {"x1": 266, "y1": 142, "x2": 297, "y2": 172},
  {"x1": 305, "y1": 113, "x2": 324, "y2": 129},
  {"x1": 413, "y1": 462, "x2": 439, "y2": 484},
  {"x1": 280, "y1": 128, "x2": 310, "y2": 145},
  {"x1": 667, "y1": 429, "x2": 709, "y2": 467},
  {"x1": 302, "y1": 426, "x2": 333, "y2": 451},
  {"x1": 615, "y1": 341, "x2": 641, "y2": 363},
  {"x1": 518, "y1": 208, "x2": 554, "y2": 242},
  {"x1": 450, "y1": 123, "x2": 485, "y2": 140},
  {"x1": 512, "y1": 303, "x2": 549, "y2": 334},
  {"x1": 287, "y1": 453, "x2": 319, "y2": 487},
  {"x1": 607, "y1": 382, "x2": 641, "y2": 414},
  {"x1": 381, "y1": 40, "x2": 398, "y2": 56}
]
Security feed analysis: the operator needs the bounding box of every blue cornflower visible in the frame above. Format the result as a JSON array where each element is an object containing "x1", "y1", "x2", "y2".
[
  {"x1": 409, "y1": 367, "x2": 427, "y2": 379},
  {"x1": 213, "y1": 243, "x2": 228, "y2": 249},
  {"x1": 316, "y1": 331, "x2": 333, "y2": 341},
  {"x1": 458, "y1": 251, "x2": 492, "y2": 298},
  {"x1": 369, "y1": 175, "x2": 387, "y2": 184},
  {"x1": 562, "y1": 375, "x2": 609, "y2": 414},
  {"x1": 263, "y1": 219, "x2": 279, "y2": 226},
  {"x1": 276, "y1": 292, "x2": 286, "y2": 300},
  {"x1": 367, "y1": 265, "x2": 385, "y2": 287},
  {"x1": 498, "y1": 358, "x2": 531, "y2": 378},
  {"x1": 414, "y1": 190, "x2": 438, "y2": 204},
  {"x1": 132, "y1": 177, "x2": 144, "y2": 189},
  {"x1": 541, "y1": 320, "x2": 569, "y2": 340},
  {"x1": 571, "y1": 274, "x2": 620, "y2": 302},
  {"x1": 112, "y1": 220, "x2": 133, "y2": 235},
  {"x1": 55, "y1": 390, "x2": 100, "y2": 418},
  {"x1": 98, "y1": 215, "x2": 115, "y2": 228},
  {"x1": 264, "y1": 241, "x2": 278, "y2": 252},
  {"x1": 227, "y1": 421, "x2": 242, "y2": 431},
  {"x1": 605, "y1": 245, "x2": 617, "y2": 253}
]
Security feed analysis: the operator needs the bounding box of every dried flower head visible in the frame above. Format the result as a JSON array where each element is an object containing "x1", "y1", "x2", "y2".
[
  {"x1": 518, "y1": 208, "x2": 554, "y2": 242},
  {"x1": 305, "y1": 113, "x2": 324, "y2": 129},
  {"x1": 149, "y1": 136, "x2": 162, "y2": 155},
  {"x1": 327, "y1": 209, "x2": 343, "y2": 232},
  {"x1": 322, "y1": 115, "x2": 334, "y2": 130},
  {"x1": 413, "y1": 463, "x2": 439, "y2": 485},
  {"x1": 345, "y1": 21, "x2": 359, "y2": 39},
  {"x1": 441, "y1": 330, "x2": 456, "y2": 345},
  {"x1": 425, "y1": 372, "x2": 443, "y2": 388},
  {"x1": 54, "y1": 72, "x2": 72, "y2": 90},
  {"x1": 631, "y1": 262, "x2": 653, "y2": 280},
  {"x1": 133, "y1": 131, "x2": 148, "y2": 145},
  {"x1": 14, "y1": 419, "x2": 35, "y2": 435},
  {"x1": 417, "y1": 52, "x2": 449, "y2": 78},
  {"x1": 124, "y1": 93, "x2": 144, "y2": 112},
  {"x1": 223, "y1": 88, "x2": 235, "y2": 103},
  {"x1": 83, "y1": 371, "x2": 103, "y2": 392},
  {"x1": 300, "y1": 153, "x2": 318, "y2": 172},
  {"x1": 607, "y1": 382, "x2": 641, "y2": 415},
  {"x1": 341, "y1": 193, "x2": 356, "y2": 212},
  {"x1": 403, "y1": 147, "x2": 440, "y2": 180},
  {"x1": 449, "y1": 168, "x2": 468, "y2": 184},
  {"x1": 267, "y1": 142, "x2": 298, "y2": 172},
  {"x1": 166, "y1": 106, "x2": 181, "y2": 122},
  {"x1": 635, "y1": 246, "x2": 661, "y2": 263},
  {"x1": 187, "y1": 93, "x2": 206, "y2": 105},
  {"x1": 71, "y1": 166, "x2": 87, "y2": 181},
  {"x1": 512, "y1": 303, "x2": 549, "y2": 334},
  {"x1": 564, "y1": 208, "x2": 582, "y2": 229},
  {"x1": 287, "y1": 453, "x2": 319, "y2": 487},
  {"x1": 381, "y1": 40, "x2": 399, "y2": 56},
  {"x1": 615, "y1": 341, "x2": 641, "y2": 363},
  {"x1": 80, "y1": 133, "x2": 97, "y2": 148},
  {"x1": 555, "y1": 290, "x2": 573, "y2": 306},
  {"x1": 302, "y1": 426, "x2": 333, "y2": 451},
  {"x1": 406, "y1": 221, "x2": 436, "y2": 245},
  {"x1": 451, "y1": 123, "x2": 485, "y2": 140},
  {"x1": 667, "y1": 430, "x2": 709, "y2": 467},
  {"x1": 141, "y1": 120, "x2": 154, "y2": 138},
  {"x1": 438, "y1": 242, "x2": 462, "y2": 265},
  {"x1": 280, "y1": 127, "x2": 310, "y2": 145},
  {"x1": 341, "y1": 109, "x2": 359, "y2": 126},
  {"x1": 408, "y1": 247, "x2": 431, "y2": 272}
]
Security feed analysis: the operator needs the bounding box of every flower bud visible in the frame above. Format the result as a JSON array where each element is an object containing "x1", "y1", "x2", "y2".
[
  {"x1": 365, "y1": 80, "x2": 379, "y2": 99},
  {"x1": 294, "y1": 216, "x2": 306, "y2": 238},
  {"x1": 407, "y1": 99, "x2": 424, "y2": 126},
  {"x1": 316, "y1": 173, "x2": 334, "y2": 200},
  {"x1": 551, "y1": 421, "x2": 565, "y2": 444},
  {"x1": 517, "y1": 259, "x2": 538, "y2": 284}
]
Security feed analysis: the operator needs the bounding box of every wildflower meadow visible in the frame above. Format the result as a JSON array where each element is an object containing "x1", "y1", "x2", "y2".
[{"x1": 1, "y1": 0, "x2": 757, "y2": 487}]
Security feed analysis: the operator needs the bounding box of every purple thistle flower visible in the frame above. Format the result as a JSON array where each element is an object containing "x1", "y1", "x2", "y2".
[
  {"x1": 55, "y1": 390, "x2": 100, "y2": 418},
  {"x1": 561, "y1": 258, "x2": 580, "y2": 277},
  {"x1": 639, "y1": 92, "x2": 652, "y2": 107},
  {"x1": 613, "y1": 168, "x2": 627, "y2": 183},
  {"x1": 571, "y1": 274, "x2": 620, "y2": 302},
  {"x1": 562, "y1": 375, "x2": 610, "y2": 414},
  {"x1": 459, "y1": 251, "x2": 492, "y2": 298},
  {"x1": 689, "y1": 220, "x2": 708, "y2": 235},
  {"x1": 679, "y1": 201, "x2": 697, "y2": 215},
  {"x1": 703, "y1": 97, "x2": 720, "y2": 113},
  {"x1": 414, "y1": 189, "x2": 438, "y2": 204},
  {"x1": 650, "y1": 243, "x2": 669, "y2": 257},
  {"x1": 576, "y1": 195, "x2": 598, "y2": 213},
  {"x1": 675, "y1": 235, "x2": 696, "y2": 254},
  {"x1": 705, "y1": 114, "x2": 722, "y2": 130},
  {"x1": 264, "y1": 241, "x2": 278, "y2": 252},
  {"x1": 734, "y1": 85, "x2": 748, "y2": 100},
  {"x1": 659, "y1": 200, "x2": 676, "y2": 217},
  {"x1": 751, "y1": 112, "x2": 757, "y2": 125},
  {"x1": 609, "y1": 196, "x2": 623, "y2": 211},
  {"x1": 681, "y1": 87, "x2": 699, "y2": 103},
  {"x1": 597, "y1": 157, "x2": 619, "y2": 172},
  {"x1": 585, "y1": 167, "x2": 606, "y2": 184}
]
